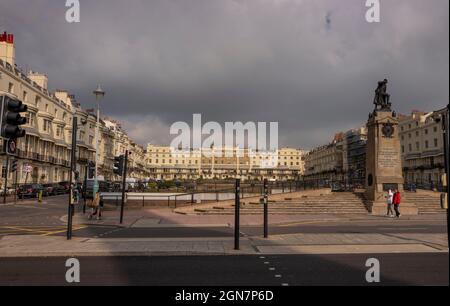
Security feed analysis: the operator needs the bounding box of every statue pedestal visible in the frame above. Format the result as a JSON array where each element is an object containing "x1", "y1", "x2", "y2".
[{"x1": 365, "y1": 111, "x2": 418, "y2": 215}]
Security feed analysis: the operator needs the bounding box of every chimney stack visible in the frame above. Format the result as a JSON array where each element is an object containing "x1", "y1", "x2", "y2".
[{"x1": 0, "y1": 31, "x2": 16, "y2": 66}]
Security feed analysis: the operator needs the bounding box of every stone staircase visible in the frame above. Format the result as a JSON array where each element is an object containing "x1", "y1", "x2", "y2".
[
  {"x1": 194, "y1": 192, "x2": 369, "y2": 215},
  {"x1": 403, "y1": 192, "x2": 445, "y2": 214}
]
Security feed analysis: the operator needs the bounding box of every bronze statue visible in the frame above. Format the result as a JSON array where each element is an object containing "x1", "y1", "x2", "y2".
[{"x1": 373, "y1": 79, "x2": 391, "y2": 111}]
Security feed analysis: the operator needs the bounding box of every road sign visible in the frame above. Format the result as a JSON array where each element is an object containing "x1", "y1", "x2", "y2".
[
  {"x1": 3, "y1": 138, "x2": 17, "y2": 156},
  {"x1": 24, "y1": 165, "x2": 33, "y2": 173}
]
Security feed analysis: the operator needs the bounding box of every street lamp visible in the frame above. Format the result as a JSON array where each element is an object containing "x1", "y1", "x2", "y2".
[{"x1": 92, "y1": 85, "x2": 105, "y2": 196}]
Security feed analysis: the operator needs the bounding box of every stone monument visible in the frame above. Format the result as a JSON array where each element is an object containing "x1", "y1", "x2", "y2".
[{"x1": 365, "y1": 79, "x2": 418, "y2": 215}]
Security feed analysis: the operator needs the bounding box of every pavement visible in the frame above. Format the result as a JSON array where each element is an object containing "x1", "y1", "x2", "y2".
[{"x1": 0, "y1": 228, "x2": 447, "y2": 257}]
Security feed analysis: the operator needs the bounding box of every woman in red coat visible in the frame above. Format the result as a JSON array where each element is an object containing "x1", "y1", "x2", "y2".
[{"x1": 392, "y1": 189, "x2": 401, "y2": 218}]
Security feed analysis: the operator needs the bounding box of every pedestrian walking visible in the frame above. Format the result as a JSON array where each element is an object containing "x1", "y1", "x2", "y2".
[
  {"x1": 97, "y1": 193, "x2": 104, "y2": 220},
  {"x1": 393, "y1": 188, "x2": 401, "y2": 218},
  {"x1": 88, "y1": 191, "x2": 100, "y2": 220},
  {"x1": 386, "y1": 189, "x2": 394, "y2": 217}
]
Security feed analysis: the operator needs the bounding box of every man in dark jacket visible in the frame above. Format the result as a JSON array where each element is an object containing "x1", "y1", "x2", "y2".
[{"x1": 393, "y1": 189, "x2": 401, "y2": 218}]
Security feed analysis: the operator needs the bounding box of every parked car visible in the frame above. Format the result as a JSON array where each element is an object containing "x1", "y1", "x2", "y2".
[
  {"x1": 331, "y1": 182, "x2": 345, "y2": 192},
  {"x1": 58, "y1": 181, "x2": 70, "y2": 194},
  {"x1": 0, "y1": 188, "x2": 16, "y2": 196},
  {"x1": 43, "y1": 183, "x2": 66, "y2": 196},
  {"x1": 17, "y1": 184, "x2": 46, "y2": 199}
]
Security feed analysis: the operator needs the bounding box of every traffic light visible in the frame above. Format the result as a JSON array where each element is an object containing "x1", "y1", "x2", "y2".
[
  {"x1": 113, "y1": 155, "x2": 124, "y2": 176},
  {"x1": 88, "y1": 161, "x2": 96, "y2": 179},
  {"x1": 74, "y1": 170, "x2": 80, "y2": 181},
  {"x1": 0, "y1": 95, "x2": 28, "y2": 139},
  {"x1": 11, "y1": 160, "x2": 18, "y2": 173}
]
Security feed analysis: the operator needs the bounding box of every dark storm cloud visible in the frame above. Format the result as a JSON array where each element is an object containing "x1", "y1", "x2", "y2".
[{"x1": 1, "y1": 0, "x2": 448, "y2": 148}]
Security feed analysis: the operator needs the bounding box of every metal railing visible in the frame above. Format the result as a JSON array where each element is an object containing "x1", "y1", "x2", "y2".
[{"x1": 100, "y1": 180, "x2": 306, "y2": 209}]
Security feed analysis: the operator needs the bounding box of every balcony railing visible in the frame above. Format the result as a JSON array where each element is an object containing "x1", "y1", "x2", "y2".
[{"x1": 15, "y1": 150, "x2": 71, "y2": 167}]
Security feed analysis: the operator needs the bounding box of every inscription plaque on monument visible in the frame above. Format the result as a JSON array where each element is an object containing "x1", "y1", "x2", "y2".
[{"x1": 378, "y1": 148, "x2": 400, "y2": 168}]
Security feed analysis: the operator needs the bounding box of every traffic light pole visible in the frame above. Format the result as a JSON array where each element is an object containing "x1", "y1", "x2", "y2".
[
  {"x1": 442, "y1": 104, "x2": 450, "y2": 247},
  {"x1": 263, "y1": 178, "x2": 269, "y2": 238},
  {"x1": 83, "y1": 164, "x2": 88, "y2": 214},
  {"x1": 13, "y1": 162, "x2": 18, "y2": 205},
  {"x1": 3, "y1": 155, "x2": 9, "y2": 204},
  {"x1": 67, "y1": 117, "x2": 77, "y2": 240},
  {"x1": 234, "y1": 179, "x2": 241, "y2": 250},
  {"x1": 119, "y1": 150, "x2": 128, "y2": 224}
]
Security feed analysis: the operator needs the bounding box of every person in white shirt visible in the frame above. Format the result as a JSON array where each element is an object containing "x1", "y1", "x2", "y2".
[{"x1": 386, "y1": 189, "x2": 394, "y2": 217}]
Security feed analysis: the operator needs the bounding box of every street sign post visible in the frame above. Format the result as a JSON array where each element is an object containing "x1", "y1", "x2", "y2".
[
  {"x1": 263, "y1": 179, "x2": 269, "y2": 239},
  {"x1": 2, "y1": 156, "x2": 9, "y2": 204},
  {"x1": 234, "y1": 179, "x2": 241, "y2": 250},
  {"x1": 119, "y1": 151, "x2": 129, "y2": 224}
]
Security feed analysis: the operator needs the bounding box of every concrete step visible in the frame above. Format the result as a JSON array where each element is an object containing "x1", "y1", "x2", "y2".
[
  {"x1": 196, "y1": 211, "x2": 369, "y2": 215},
  {"x1": 208, "y1": 209, "x2": 368, "y2": 213}
]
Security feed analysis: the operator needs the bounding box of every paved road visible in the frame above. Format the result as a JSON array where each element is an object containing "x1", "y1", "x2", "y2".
[
  {"x1": 1, "y1": 196, "x2": 447, "y2": 239},
  {"x1": 0, "y1": 195, "x2": 69, "y2": 226},
  {"x1": 0, "y1": 253, "x2": 447, "y2": 286}
]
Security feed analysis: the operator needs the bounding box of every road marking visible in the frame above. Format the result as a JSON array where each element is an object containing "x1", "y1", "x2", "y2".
[
  {"x1": 0, "y1": 225, "x2": 86, "y2": 236},
  {"x1": 279, "y1": 220, "x2": 329, "y2": 227},
  {"x1": 41, "y1": 226, "x2": 86, "y2": 236}
]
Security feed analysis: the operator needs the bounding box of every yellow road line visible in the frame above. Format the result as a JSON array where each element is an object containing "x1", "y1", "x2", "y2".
[
  {"x1": 0, "y1": 225, "x2": 86, "y2": 236},
  {"x1": 0, "y1": 226, "x2": 47, "y2": 232},
  {"x1": 0, "y1": 231, "x2": 28, "y2": 235},
  {"x1": 41, "y1": 226, "x2": 87, "y2": 236},
  {"x1": 278, "y1": 220, "x2": 328, "y2": 227}
]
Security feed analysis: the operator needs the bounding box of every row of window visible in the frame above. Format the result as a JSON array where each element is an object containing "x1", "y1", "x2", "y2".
[
  {"x1": 401, "y1": 126, "x2": 439, "y2": 140},
  {"x1": 8, "y1": 83, "x2": 69, "y2": 119},
  {"x1": 402, "y1": 138, "x2": 439, "y2": 153}
]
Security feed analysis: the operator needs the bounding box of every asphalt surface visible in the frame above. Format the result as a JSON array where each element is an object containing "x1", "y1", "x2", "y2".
[
  {"x1": 1, "y1": 195, "x2": 447, "y2": 238},
  {"x1": 0, "y1": 195, "x2": 69, "y2": 226},
  {"x1": 0, "y1": 253, "x2": 447, "y2": 286}
]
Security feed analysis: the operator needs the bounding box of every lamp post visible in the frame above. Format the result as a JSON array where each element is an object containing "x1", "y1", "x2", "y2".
[{"x1": 93, "y1": 85, "x2": 105, "y2": 196}]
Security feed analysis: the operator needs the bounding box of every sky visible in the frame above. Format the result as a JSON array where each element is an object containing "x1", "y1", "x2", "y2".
[{"x1": 1, "y1": 0, "x2": 448, "y2": 149}]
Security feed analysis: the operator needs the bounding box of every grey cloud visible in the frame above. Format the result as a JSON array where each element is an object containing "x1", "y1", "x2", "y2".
[{"x1": 1, "y1": 0, "x2": 448, "y2": 148}]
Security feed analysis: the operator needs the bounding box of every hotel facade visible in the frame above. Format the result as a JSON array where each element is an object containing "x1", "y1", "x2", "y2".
[
  {"x1": 399, "y1": 110, "x2": 446, "y2": 189},
  {"x1": 145, "y1": 145, "x2": 307, "y2": 182}
]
